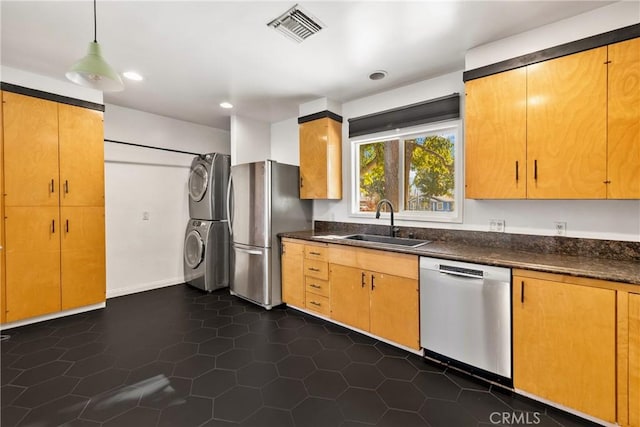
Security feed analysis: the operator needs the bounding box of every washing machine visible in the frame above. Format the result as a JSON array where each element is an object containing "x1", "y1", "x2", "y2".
[
  {"x1": 184, "y1": 219, "x2": 230, "y2": 292},
  {"x1": 188, "y1": 153, "x2": 230, "y2": 220}
]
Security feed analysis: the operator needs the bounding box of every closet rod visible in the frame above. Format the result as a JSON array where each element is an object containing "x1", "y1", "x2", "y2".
[{"x1": 104, "y1": 139, "x2": 201, "y2": 156}]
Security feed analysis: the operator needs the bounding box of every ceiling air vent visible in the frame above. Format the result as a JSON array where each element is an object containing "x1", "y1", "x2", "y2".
[{"x1": 267, "y1": 4, "x2": 324, "y2": 43}]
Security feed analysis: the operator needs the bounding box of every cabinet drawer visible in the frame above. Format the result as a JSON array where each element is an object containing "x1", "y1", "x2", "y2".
[
  {"x1": 304, "y1": 259, "x2": 328, "y2": 280},
  {"x1": 305, "y1": 245, "x2": 328, "y2": 262},
  {"x1": 305, "y1": 277, "x2": 330, "y2": 298},
  {"x1": 305, "y1": 292, "x2": 330, "y2": 316}
]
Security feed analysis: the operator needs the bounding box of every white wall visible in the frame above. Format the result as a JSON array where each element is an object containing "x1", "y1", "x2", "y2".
[
  {"x1": 309, "y1": 3, "x2": 640, "y2": 242},
  {"x1": 104, "y1": 104, "x2": 230, "y2": 297},
  {"x1": 230, "y1": 115, "x2": 270, "y2": 166},
  {"x1": 270, "y1": 117, "x2": 299, "y2": 166}
]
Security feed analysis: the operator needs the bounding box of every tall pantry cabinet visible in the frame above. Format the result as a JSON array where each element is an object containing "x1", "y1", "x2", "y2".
[{"x1": 1, "y1": 90, "x2": 106, "y2": 323}]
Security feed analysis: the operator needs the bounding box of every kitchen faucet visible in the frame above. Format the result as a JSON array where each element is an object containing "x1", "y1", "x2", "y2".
[{"x1": 375, "y1": 199, "x2": 399, "y2": 237}]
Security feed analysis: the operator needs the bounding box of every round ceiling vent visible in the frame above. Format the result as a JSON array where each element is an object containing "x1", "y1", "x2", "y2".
[{"x1": 369, "y1": 70, "x2": 388, "y2": 81}]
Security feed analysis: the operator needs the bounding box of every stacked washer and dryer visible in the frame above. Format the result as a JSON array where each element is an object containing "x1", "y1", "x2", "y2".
[{"x1": 183, "y1": 153, "x2": 231, "y2": 292}]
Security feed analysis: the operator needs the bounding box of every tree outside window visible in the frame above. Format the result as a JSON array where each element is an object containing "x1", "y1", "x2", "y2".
[{"x1": 354, "y1": 124, "x2": 459, "y2": 219}]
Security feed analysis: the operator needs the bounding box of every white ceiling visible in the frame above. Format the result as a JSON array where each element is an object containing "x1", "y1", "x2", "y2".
[{"x1": 1, "y1": 1, "x2": 614, "y2": 130}]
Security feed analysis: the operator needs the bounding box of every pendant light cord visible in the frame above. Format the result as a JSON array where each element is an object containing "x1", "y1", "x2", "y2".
[{"x1": 93, "y1": 0, "x2": 97, "y2": 42}]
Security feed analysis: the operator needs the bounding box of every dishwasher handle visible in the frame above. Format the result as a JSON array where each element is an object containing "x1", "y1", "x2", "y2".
[{"x1": 438, "y1": 264, "x2": 484, "y2": 280}]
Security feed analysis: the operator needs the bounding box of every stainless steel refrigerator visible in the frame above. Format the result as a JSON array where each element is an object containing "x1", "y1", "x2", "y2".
[{"x1": 226, "y1": 160, "x2": 312, "y2": 309}]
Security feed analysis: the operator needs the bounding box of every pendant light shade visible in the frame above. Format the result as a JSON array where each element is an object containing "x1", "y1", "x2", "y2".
[
  {"x1": 66, "y1": 0, "x2": 123, "y2": 92},
  {"x1": 66, "y1": 42, "x2": 123, "y2": 92}
]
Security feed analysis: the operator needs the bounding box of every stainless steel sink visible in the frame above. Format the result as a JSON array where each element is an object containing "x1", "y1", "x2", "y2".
[{"x1": 341, "y1": 234, "x2": 431, "y2": 248}]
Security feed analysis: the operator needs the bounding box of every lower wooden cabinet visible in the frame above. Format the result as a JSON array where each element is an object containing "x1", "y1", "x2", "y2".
[
  {"x1": 513, "y1": 273, "x2": 617, "y2": 423},
  {"x1": 281, "y1": 239, "x2": 330, "y2": 315},
  {"x1": 630, "y1": 293, "x2": 640, "y2": 427},
  {"x1": 3, "y1": 206, "x2": 105, "y2": 322},
  {"x1": 281, "y1": 239, "x2": 305, "y2": 307}
]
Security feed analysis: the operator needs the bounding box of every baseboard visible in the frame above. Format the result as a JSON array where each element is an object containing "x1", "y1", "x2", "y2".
[
  {"x1": 106, "y1": 277, "x2": 184, "y2": 299},
  {"x1": 0, "y1": 302, "x2": 106, "y2": 331}
]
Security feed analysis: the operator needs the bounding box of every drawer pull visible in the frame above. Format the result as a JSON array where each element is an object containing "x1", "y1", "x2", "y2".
[
  {"x1": 50, "y1": 179, "x2": 55, "y2": 193},
  {"x1": 309, "y1": 284, "x2": 321, "y2": 289},
  {"x1": 309, "y1": 251, "x2": 321, "y2": 256},
  {"x1": 515, "y1": 161, "x2": 519, "y2": 182},
  {"x1": 361, "y1": 272, "x2": 366, "y2": 288},
  {"x1": 308, "y1": 267, "x2": 320, "y2": 272},
  {"x1": 309, "y1": 301, "x2": 322, "y2": 306}
]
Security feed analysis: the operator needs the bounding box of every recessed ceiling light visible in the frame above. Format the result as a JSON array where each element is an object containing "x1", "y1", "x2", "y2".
[
  {"x1": 123, "y1": 71, "x2": 143, "y2": 81},
  {"x1": 220, "y1": 102, "x2": 234, "y2": 109},
  {"x1": 369, "y1": 70, "x2": 388, "y2": 81}
]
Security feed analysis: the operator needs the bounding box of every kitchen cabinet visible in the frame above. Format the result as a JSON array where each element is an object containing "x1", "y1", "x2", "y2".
[
  {"x1": 281, "y1": 239, "x2": 305, "y2": 308},
  {"x1": 465, "y1": 37, "x2": 640, "y2": 200},
  {"x1": 281, "y1": 238, "x2": 330, "y2": 315},
  {"x1": 512, "y1": 272, "x2": 616, "y2": 423},
  {"x1": 608, "y1": 37, "x2": 640, "y2": 199},
  {"x1": 527, "y1": 47, "x2": 607, "y2": 199},
  {"x1": 329, "y1": 245, "x2": 419, "y2": 349},
  {"x1": 0, "y1": 90, "x2": 4, "y2": 323},
  {"x1": 299, "y1": 115, "x2": 342, "y2": 199},
  {"x1": 629, "y1": 293, "x2": 640, "y2": 427},
  {"x1": 465, "y1": 67, "x2": 527, "y2": 199},
  {"x1": 1, "y1": 91, "x2": 105, "y2": 323}
]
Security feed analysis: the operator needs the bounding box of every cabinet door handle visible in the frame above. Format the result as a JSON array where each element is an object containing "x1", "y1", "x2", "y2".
[
  {"x1": 371, "y1": 274, "x2": 375, "y2": 290},
  {"x1": 65, "y1": 219, "x2": 69, "y2": 233},
  {"x1": 521, "y1": 280, "x2": 525, "y2": 304},
  {"x1": 308, "y1": 267, "x2": 320, "y2": 272},
  {"x1": 309, "y1": 284, "x2": 321, "y2": 289},
  {"x1": 50, "y1": 179, "x2": 55, "y2": 193},
  {"x1": 361, "y1": 272, "x2": 366, "y2": 288},
  {"x1": 51, "y1": 219, "x2": 55, "y2": 234},
  {"x1": 309, "y1": 251, "x2": 321, "y2": 256},
  {"x1": 515, "y1": 161, "x2": 519, "y2": 182},
  {"x1": 300, "y1": 176, "x2": 304, "y2": 188},
  {"x1": 309, "y1": 301, "x2": 321, "y2": 306},
  {"x1": 64, "y1": 180, "x2": 69, "y2": 194},
  {"x1": 534, "y1": 160, "x2": 538, "y2": 180}
]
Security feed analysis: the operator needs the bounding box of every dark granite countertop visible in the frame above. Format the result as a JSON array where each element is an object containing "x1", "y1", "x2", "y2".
[{"x1": 280, "y1": 230, "x2": 640, "y2": 286}]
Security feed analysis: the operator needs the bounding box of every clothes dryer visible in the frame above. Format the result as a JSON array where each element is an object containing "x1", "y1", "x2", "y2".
[
  {"x1": 188, "y1": 153, "x2": 230, "y2": 220},
  {"x1": 184, "y1": 219, "x2": 229, "y2": 291}
]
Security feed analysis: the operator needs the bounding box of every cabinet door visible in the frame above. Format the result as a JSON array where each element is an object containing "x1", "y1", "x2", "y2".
[
  {"x1": 329, "y1": 264, "x2": 369, "y2": 331},
  {"x1": 0, "y1": 90, "x2": 4, "y2": 323},
  {"x1": 4, "y1": 207, "x2": 61, "y2": 321},
  {"x1": 369, "y1": 272, "x2": 419, "y2": 349},
  {"x1": 513, "y1": 276, "x2": 616, "y2": 422},
  {"x1": 630, "y1": 293, "x2": 640, "y2": 427},
  {"x1": 281, "y1": 240, "x2": 305, "y2": 307},
  {"x1": 3, "y1": 92, "x2": 59, "y2": 206},
  {"x1": 465, "y1": 68, "x2": 527, "y2": 199},
  {"x1": 527, "y1": 47, "x2": 607, "y2": 199},
  {"x1": 60, "y1": 207, "x2": 105, "y2": 310},
  {"x1": 58, "y1": 104, "x2": 105, "y2": 206},
  {"x1": 608, "y1": 38, "x2": 640, "y2": 199},
  {"x1": 299, "y1": 117, "x2": 342, "y2": 199}
]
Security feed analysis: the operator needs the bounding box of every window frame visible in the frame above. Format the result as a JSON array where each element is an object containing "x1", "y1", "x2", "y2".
[{"x1": 350, "y1": 120, "x2": 463, "y2": 223}]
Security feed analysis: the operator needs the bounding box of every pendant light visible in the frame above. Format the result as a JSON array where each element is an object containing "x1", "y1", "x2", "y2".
[{"x1": 66, "y1": 0, "x2": 123, "y2": 92}]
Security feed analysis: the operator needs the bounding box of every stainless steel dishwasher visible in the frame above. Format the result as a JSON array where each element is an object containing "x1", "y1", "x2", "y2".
[{"x1": 420, "y1": 257, "x2": 512, "y2": 382}]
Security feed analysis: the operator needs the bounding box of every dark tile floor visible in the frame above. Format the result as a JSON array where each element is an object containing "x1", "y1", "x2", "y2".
[{"x1": 1, "y1": 285, "x2": 599, "y2": 427}]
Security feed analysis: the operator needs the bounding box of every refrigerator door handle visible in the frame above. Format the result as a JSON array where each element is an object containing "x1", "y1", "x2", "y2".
[
  {"x1": 234, "y1": 247, "x2": 263, "y2": 256},
  {"x1": 226, "y1": 173, "x2": 233, "y2": 236}
]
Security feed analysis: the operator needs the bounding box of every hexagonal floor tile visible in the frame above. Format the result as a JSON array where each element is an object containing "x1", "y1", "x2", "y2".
[
  {"x1": 345, "y1": 344, "x2": 382, "y2": 364},
  {"x1": 412, "y1": 371, "x2": 461, "y2": 401},
  {"x1": 342, "y1": 363, "x2": 385, "y2": 389},
  {"x1": 304, "y1": 370, "x2": 348, "y2": 399},
  {"x1": 261, "y1": 377, "x2": 307, "y2": 409},
  {"x1": 237, "y1": 362, "x2": 278, "y2": 387},
  {"x1": 420, "y1": 398, "x2": 477, "y2": 427},
  {"x1": 199, "y1": 337, "x2": 234, "y2": 356},
  {"x1": 312, "y1": 349, "x2": 351, "y2": 371},
  {"x1": 376, "y1": 357, "x2": 419, "y2": 381},
  {"x1": 336, "y1": 388, "x2": 387, "y2": 424},
  {"x1": 216, "y1": 349, "x2": 253, "y2": 370},
  {"x1": 242, "y1": 407, "x2": 294, "y2": 427},
  {"x1": 173, "y1": 355, "x2": 216, "y2": 378},
  {"x1": 288, "y1": 337, "x2": 322, "y2": 357},
  {"x1": 377, "y1": 379, "x2": 426, "y2": 411},
  {"x1": 192, "y1": 369, "x2": 236, "y2": 398},
  {"x1": 292, "y1": 397, "x2": 344, "y2": 427},
  {"x1": 276, "y1": 355, "x2": 315, "y2": 379},
  {"x1": 157, "y1": 396, "x2": 213, "y2": 427},
  {"x1": 214, "y1": 386, "x2": 262, "y2": 423}
]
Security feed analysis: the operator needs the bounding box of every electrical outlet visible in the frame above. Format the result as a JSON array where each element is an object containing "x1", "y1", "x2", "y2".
[
  {"x1": 489, "y1": 219, "x2": 505, "y2": 232},
  {"x1": 142, "y1": 211, "x2": 150, "y2": 221},
  {"x1": 555, "y1": 221, "x2": 566, "y2": 236}
]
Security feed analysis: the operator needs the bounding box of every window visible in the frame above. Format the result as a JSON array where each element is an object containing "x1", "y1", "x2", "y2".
[{"x1": 352, "y1": 121, "x2": 462, "y2": 222}]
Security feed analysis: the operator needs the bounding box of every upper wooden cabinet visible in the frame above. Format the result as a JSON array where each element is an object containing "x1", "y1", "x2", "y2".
[
  {"x1": 299, "y1": 115, "x2": 342, "y2": 199},
  {"x1": 527, "y1": 47, "x2": 607, "y2": 199},
  {"x1": 465, "y1": 68, "x2": 527, "y2": 198},
  {"x1": 465, "y1": 37, "x2": 639, "y2": 200},
  {"x1": 608, "y1": 38, "x2": 640, "y2": 199},
  {"x1": 3, "y1": 92, "x2": 60, "y2": 207},
  {"x1": 58, "y1": 104, "x2": 105, "y2": 206}
]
